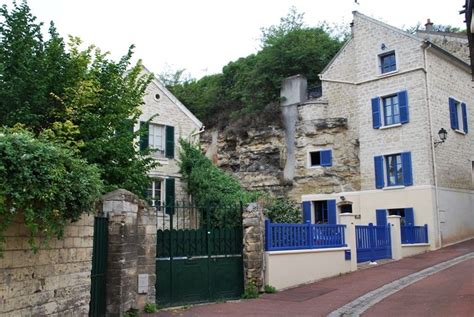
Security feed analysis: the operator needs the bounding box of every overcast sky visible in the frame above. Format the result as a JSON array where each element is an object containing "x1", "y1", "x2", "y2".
[{"x1": 1, "y1": 0, "x2": 467, "y2": 79}]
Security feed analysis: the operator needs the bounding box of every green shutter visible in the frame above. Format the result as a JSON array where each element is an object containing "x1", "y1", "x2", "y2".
[
  {"x1": 140, "y1": 121, "x2": 149, "y2": 151},
  {"x1": 165, "y1": 178, "x2": 175, "y2": 214},
  {"x1": 165, "y1": 125, "x2": 175, "y2": 158}
]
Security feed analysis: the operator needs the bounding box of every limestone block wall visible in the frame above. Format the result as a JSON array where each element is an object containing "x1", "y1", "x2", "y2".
[
  {"x1": 242, "y1": 203, "x2": 265, "y2": 290},
  {"x1": 0, "y1": 214, "x2": 94, "y2": 316},
  {"x1": 426, "y1": 49, "x2": 474, "y2": 190}
]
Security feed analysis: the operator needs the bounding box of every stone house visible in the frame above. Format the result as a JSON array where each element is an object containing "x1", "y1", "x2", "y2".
[
  {"x1": 293, "y1": 11, "x2": 474, "y2": 249},
  {"x1": 138, "y1": 66, "x2": 203, "y2": 206}
]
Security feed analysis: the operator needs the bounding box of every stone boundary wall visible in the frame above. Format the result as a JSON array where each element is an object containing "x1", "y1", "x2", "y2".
[{"x1": 0, "y1": 214, "x2": 94, "y2": 316}]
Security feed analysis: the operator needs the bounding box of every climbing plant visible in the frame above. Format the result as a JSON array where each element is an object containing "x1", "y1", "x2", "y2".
[{"x1": 0, "y1": 129, "x2": 103, "y2": 252}]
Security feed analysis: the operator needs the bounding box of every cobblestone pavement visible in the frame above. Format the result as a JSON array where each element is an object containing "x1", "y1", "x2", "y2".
[{"x1": 152, "y1": 239, "x2": 474, "y2": 317}]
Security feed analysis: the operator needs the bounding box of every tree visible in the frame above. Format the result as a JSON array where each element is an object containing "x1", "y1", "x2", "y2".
[
  {"x1": 165, "y1": 7, "x2": 346, "y2": 127},
  {"x1": 0, "y1": 2, "x2": 155, "y2": 196}
]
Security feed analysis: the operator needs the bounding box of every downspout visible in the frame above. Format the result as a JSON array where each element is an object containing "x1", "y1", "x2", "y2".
[{"x1": 422, "y1": 42, "x2": 442, "y2": 248}]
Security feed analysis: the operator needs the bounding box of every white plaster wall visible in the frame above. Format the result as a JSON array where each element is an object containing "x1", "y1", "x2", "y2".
[
  {"x1": 401, "y1": 243, "x2": 430, "y2": 258},
  {"x1": 265, "y1": 248, "x2": 351, "y2": 290},
  {"x1": 302, "y1": 186, "x2": 438, "y2": 249},
  {"x1": 437, "y1": 187, "x2": 474, "y2": 245}
]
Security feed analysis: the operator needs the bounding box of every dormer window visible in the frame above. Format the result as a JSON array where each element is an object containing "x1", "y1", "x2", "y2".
[{"x1": 380, "y1": 51, "x2": 396, "y2": 74}]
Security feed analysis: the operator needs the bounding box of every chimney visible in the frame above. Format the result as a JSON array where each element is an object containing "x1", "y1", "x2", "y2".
[{"x1": 425, "y1": 19, "x2": 434, "y2": 32}]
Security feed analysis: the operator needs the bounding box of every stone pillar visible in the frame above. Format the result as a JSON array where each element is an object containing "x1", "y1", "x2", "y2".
[
  {"x1": 339, "y1": 213, "x2": 357, "y2": 271},
  {"x1": 102, "y1": 189, "x2": 156, "y2": 316},
  {"x1": 242, "y1": 203, "x2": 265, "y2": 290},
  {"x1": 388, "y1": 215, "x2": 402, "y2": 260}
]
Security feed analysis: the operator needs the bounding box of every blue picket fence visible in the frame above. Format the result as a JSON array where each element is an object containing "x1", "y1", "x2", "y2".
[
  {"x1": 355, "y1": 223, "x2": 391, "y2": 263},
  {"x1": 401, "y1": 224, "x2": 428, "y2": 244},
  {"x1": 265, "y1": 220, "x2": 346, "y2": 251}
]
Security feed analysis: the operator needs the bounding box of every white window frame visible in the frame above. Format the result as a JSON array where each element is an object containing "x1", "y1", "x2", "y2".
[
  {"x1": 452, "y1": 98, "x2": 466, "y2": 134},
  {"x1": 148, "y1": 179, "x2": 164, "y2": 207},
  {"x1": 149, "y1": 123, "x2": 166, "y2": 157}
]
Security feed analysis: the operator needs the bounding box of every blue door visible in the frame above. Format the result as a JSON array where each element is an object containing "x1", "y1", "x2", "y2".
[{"x1": 355, "y1": 223, "x2": 392, "y2": 263}]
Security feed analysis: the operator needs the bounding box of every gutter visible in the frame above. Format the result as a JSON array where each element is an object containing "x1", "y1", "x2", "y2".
[{"x1": 422, "y1": 42, "x2": 442, "y2": 248}]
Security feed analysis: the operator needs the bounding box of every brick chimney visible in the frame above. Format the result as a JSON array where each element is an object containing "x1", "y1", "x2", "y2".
[{"x1": 425, "y1": 19, "x2": 434, "y2": 32}]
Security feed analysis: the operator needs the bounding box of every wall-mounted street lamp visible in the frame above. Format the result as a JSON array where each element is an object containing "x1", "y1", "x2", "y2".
[{"x1": 434, "y1": 128, "x2": 448, "y2": 147}]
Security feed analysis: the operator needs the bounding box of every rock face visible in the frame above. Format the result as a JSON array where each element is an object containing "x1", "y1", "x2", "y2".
[{"x1": 203, "y1": 99, "x2": 361, "y2": 201}]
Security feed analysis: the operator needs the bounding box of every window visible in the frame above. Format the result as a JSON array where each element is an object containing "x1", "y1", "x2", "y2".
[
  {"x1": 388, "y1": 208, "x2": 406, "y2": 225},
  {"x1": 383, "y1": 94, "x2": 400, "y2": 126},
  {"x1": 149, "y1": 123, "x2": 165, "y2": 156},
  {"x1": 314, "y1": 201, "x2": 328, "y2": 224},
  {"x1": 374, "y1": 152, "x2": 413, "y2": 188},
  {"x1": 449, "y1": 97, "x2": 468, "y2": 134},
  {"x1": 380, "y1": 51, "x2": 396, "y2": 74},
  {"x1": 340, "y1": 204, "x2": 352, "y2": 214},
  {"x1": 308, "y1": 149, "x2": 332, "y2": 167},
  {"x1": 147, "y1": 179, "x2": 162, "y2": 207},
  {"x1": 372, "y1": 91, "x2": 408, "y2": 129},
  {"x1": 386, "y1": 154, "x2": 403, "y2": 186}
]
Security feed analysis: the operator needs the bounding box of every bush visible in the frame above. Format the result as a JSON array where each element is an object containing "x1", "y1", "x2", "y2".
[
  {"x1": 264, "y1": 284, "x2": 277, "y2": 294},
  {"x1": 264, "y1": 197, "x2": 302, "y2": 223},
  {"x1": 0, "y1": 130, "x2": 103, "y2": 252},
  {"x1": 241, "y1": 282, "x2": 259, "y2": 299},
  {"x1": 143, "y1": 302, "x2": 158, "y2": 313}
]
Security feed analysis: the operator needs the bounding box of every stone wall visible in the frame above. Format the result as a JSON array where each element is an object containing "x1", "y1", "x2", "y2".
[
  {"x1": 0, "y1": 214, "x2": 94, "y2": 316},
  {"x1": 102, "y1": 189, "x2": 156, "y2": 315},
  {"x1": 242, "y1": 203, "x2": 265, "y2": 290}
]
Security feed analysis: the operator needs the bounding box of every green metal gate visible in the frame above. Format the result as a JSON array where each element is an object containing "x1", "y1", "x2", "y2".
[
  {"x1": 89, "y1": 216, "x2": 108, "y2": 317},
  {"x1": 156, "y1": 203, "x2": 244, "y2": 306}
]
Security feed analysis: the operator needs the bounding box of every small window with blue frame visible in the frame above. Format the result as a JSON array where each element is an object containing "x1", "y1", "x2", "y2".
[
  {"x1": 380, "y1": 51, "x2": 396, "y2": 74},
  {"x1": 383, "y1": 94, "x2": 400, "y2": 125},
  {"x1": 385, "y1": 154, "x2": 403, "y2": 186}
]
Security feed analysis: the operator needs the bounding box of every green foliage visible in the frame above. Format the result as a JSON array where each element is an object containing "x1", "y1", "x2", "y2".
[
  {"x1": 0, "y1": 2, "x2": 155, "y2": 197},
  {"x1": 264, "y1": 197, "x2": 302, "y2": 223},
  {"x1": 178, "y1": 139, "x2": 258, "y2": 207},
  {"x1": 264, "y1": 284, "x2": 277, "y2": 294},
  {"x1": 143, "y1": 302, "x2": 158, "y2": 313},
  {"x1": 0, "y1": 129, "x2": 103, "y2": 252},
  {"x1": 165, "y1": 7, "x2": 346, "y2": 127},
  {"x1": 241, "y1": 282, "x2": 259, "y2": 299}
]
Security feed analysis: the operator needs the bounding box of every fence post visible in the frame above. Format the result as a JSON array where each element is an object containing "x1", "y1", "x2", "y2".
[
  {"x1": 424, "y1": 224, "x2": 429, "y2": 243},
  {"x1": 306, "y1": 220, "x2": 313, "y2": 249},
  {"x1": 339, "y1": 214, "x2": 357, "y2": 271},
  {"x1": 265, "y1": 219, "x2": 271, "y2": 251},
  {"x1": 387, "y1": 215, "x2": 402, "y2": 260}
]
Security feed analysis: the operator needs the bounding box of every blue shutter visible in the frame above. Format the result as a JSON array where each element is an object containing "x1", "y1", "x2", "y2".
[
  {"x1": 302, "y1": 201, "x2": 312, "y2": 223},
  {"x1": 398, "y1": 90, "x2": 409, "y2": 124},
  {"x1": 372, "y1": 97, "x2": 381, "y2": 129},
  {"x1": 462, "y1": 102, "x2": 468, "y2": 134},
  {"x1": 327, "y1": 200, "x2": 337, "y2": 224},
  {"x1": 376, "y1": 209, "x2": 388, "y2": 226},
  {"x1": 320, "y1": 150, "x2": 332, "y2": 167},
  {"x1": 404, "y1": 208, "x2": 414, "y2": 226},
  {"x1": 374, "y1": 156, "x2": 385, "y2": 189},
  {"x1": 401, "y1": 152, "x2": 413, "y2": 186},
  {"x1": 449, "y1": 98, "x2": 458, "y2": 130}
]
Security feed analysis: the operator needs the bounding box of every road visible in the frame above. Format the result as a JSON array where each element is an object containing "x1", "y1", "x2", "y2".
[{"x1": 152, "y1": 239, "x2": 474, "y2": 317}]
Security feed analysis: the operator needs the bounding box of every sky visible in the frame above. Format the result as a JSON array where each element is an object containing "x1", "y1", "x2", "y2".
[{"x1": 0, "y1": 0, "x2": 467, "y2": 79}]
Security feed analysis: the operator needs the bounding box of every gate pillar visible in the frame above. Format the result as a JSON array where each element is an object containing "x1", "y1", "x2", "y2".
[
  {"x1": 388, "y1": 215, "x2": 402, "y2": 260},
  {"x1": 102, "y1": 189, "x2": 156, "y2": 315},
  {"x1": 339, "y1": 213, "x2": 357, "y2": 271},
  {"x1": 242, "y1": 203, "x2": 265, "y2": 291}
]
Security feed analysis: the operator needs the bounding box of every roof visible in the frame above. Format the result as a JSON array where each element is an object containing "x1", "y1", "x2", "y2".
[{"x1": 141, "y1": 65, "x2": 203, "y2": 128}]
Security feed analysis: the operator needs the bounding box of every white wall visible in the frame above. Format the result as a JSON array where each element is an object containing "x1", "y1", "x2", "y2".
[
  {"x1": 265, "y1": 248, "x2": 351, "y2": 290},
  {"x1": 437, "y1": 187, "x2": 474, "y2": 245}
]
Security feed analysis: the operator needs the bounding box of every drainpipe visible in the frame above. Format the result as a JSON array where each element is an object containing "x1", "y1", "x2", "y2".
[{"x1": 422, "y1": 42, "x2": 442, "y2": 248}]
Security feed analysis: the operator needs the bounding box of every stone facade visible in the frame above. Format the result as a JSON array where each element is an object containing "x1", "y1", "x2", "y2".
[
  {"x1": 0, "y1": 214, "x2": 94, "y2": 316},
  {"x1": 138, "y1": 67, "x2": 202, "y2": 203},
  {"x1": 242, "y1": 203, "x2": 265, "y2": 290}
]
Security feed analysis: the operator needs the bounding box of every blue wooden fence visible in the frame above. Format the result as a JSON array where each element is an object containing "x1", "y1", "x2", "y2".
[
  {"x1": 401, "y1": 224, "x2": 428, "y2": 244},
  {"x1": 265, "y1": 220, "x2": 346, "y2": 251},
  {"x1": 355, "y1": 223, "x2": 391, "y2": 263}
]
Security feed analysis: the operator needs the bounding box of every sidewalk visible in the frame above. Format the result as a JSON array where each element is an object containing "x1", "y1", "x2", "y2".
[{"x1": 152, "y1": 239, "x2": 474, "y2": 317}]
